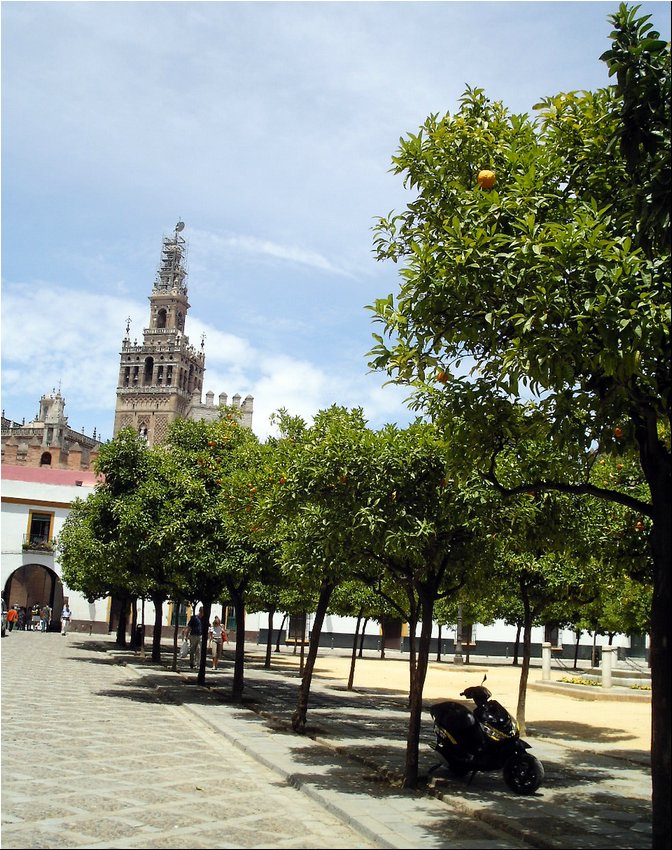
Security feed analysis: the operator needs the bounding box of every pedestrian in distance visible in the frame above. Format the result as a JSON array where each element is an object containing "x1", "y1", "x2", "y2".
[
  {"x1": 60, "y1": 604, "x2": 72, "y2": 635},
  {"x1": 209, "y1": 616, "x2": 226, "y2": 670},
  {"x1": 41, "y1": 605, "x2": 52, "y2": 632},
  {"x1": 186, "y1": 606, "x2": 204, "y2": 669},
  {"x1": 7, "y1": 606, "x2": 18, "y2": 632},
  {"x1": 17, "y1": 607, "x2": 26, "y2": 631}
]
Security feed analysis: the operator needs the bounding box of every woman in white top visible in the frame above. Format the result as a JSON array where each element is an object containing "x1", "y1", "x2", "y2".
[
  {"x1": 61, "y1": 604, "x2": 71, "y2": 635},
  {"x1": 209, "y1": 616, "x2": 226, "y2": 669}
]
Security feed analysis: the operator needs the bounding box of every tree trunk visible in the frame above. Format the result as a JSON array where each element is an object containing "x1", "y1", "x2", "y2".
[
  {"x1": 573, "y1": 629, "x2": 581, "y2": 670},
  {"x1": 299, "y1": 614, "x2": 306, "y2": 674},
  {"x1": 171, "y1": 601, "x2": 181, "y2": 672},
  {"x1": 515, "y1": 587, "x2": 532, "y2": 734},
  {"x1": 639, "y1": 425, "x2": 671, "y2": 850},
  {"x1": 115, "y1": 595, "x2": 128, "y2": 647},
  {"x1": 129, "y1": 598, "x2": 138, "y2": 650},
  {"x1": 291, "y1": 582, "x2": 334, "y2": 732},
  {"x1": 380, "y1": 619, "x2": 385, "y2": 659},
  {"x1": 197, "y1": 599, "x2": 212, "y2": 687},
  {"x1": 358, "y1": 617, "x2": 369, "y2": 658},
  {"x1": 403, "y1": 591, "x2": 434, "y2": 789},
  {"x1": 275, "y1": 613, "x2": 287, "y2": 652},
  {"x1": 512, "y1": 622, "x2": 521, "y2": 666},
  {"x1": 348, "y1": 609, "x2": 363, "y2": 690},
  {"x1": 265, "y1": 606, "x2": 276, "y2": 669},
  {"x1": 151, "y1": 594, "x2": 163, "y2": 663}
]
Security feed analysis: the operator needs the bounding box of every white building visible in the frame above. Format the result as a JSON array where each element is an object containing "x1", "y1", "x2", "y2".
[{"x1": 1, "y1": 464, "x2": 108, "y2": 632}]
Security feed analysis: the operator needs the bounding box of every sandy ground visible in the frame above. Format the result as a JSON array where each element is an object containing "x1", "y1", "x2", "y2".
[{"x1": 256, "y1": 647, "x2": 652, "y2": 754}]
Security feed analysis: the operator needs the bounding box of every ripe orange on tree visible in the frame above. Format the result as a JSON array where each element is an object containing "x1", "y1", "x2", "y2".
[{"x1": 477, "y1": 169, "x2": 496, "y2": 189}]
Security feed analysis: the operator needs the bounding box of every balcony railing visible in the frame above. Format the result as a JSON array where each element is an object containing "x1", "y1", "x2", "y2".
[{"x1": 22, "y1": 536, "x2": 56, "y2": 553}]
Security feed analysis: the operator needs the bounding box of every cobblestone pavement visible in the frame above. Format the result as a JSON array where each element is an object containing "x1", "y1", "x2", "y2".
[
  {"x1": 1, "y1": 632, "x2": 653, "y2": 849},
  {"x1": 1, "y1": 632, "x2": 379, "y2": 849}
]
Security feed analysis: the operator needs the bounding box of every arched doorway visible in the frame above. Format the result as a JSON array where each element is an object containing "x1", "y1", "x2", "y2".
[{"x1": 3, "y1": 564, "x2": 64, "y2": 631}]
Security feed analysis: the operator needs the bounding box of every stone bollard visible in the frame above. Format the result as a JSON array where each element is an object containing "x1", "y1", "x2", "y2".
[
  {"x1": 602, "y1": 645, "x2": 617, "y2": 688},
  {"x1": 541, "y1": 642, "x2": 552, "y2": 681}
]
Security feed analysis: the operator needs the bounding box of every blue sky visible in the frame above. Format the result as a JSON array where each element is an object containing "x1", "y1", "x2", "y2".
[{"x1": 2, "y1": 0, "x2": 670, "y2": 442}]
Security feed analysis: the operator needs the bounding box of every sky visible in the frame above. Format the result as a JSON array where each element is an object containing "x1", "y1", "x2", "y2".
[{"x1": 2, "y1": 0, "x2": 670, "y2": 443}]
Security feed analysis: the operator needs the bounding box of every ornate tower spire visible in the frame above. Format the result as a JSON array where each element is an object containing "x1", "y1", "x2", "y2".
[
  {"x1": 113, "y1": 222, "x2": 206, "y2": 445},
  {"x1": 155, "y1": 221, "x2": 187, "y2": 294}
]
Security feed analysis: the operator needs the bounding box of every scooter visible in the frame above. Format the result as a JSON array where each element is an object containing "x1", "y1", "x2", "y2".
[{"x1": 428, "y1": 676, "x2": 544, "y2": 795}]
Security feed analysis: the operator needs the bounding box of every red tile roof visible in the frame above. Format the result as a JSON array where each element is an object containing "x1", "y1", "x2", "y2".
[{"x1": 1, "y1": 464, "x2": 101, "y2": 487}]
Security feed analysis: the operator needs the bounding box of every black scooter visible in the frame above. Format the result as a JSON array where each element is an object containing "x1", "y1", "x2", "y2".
[{"x1": 428, "y1": 676, "x2": 544, "y2": 795}]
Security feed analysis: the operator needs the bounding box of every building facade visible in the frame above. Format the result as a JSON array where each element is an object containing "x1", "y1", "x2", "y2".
[
  {"x1": 1, "y1": 464, "x2": 104, "y2": 632},
  {"x1": 2, "y1": 390, "x2": 102, "y2": 471}
]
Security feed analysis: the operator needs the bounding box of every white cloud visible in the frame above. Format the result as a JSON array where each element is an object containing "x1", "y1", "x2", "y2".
[{"x1": 189, "y1": 227, "x2": 350, "y2": 278}]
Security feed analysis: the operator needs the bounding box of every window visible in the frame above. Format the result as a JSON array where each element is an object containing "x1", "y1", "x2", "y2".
[
  {"x1": 144, "y1": 357, "x2": 154, "y2": 386},
  {"x1": 157, "y1": 308, "x2": 167, "y2": 329},
  {"x1": 24, "y1": 511, "x2": 54, "y2": 550},
  {"x1": 40, "y1": 452, "x2": 52, "y2": 466}
]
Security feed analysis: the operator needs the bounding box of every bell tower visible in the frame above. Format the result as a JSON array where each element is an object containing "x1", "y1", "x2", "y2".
[{"x1": 113, "y1": 222, "x2": 206, "y2": 445}]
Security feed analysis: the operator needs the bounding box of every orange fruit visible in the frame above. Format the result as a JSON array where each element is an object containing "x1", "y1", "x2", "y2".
[
  {"x1": 613, "y1": 427, "x2": 624, "y2": 439},
  {"x1": 477, "y1": 169, "x2": 496, "y2": 189},
  {"x1": 436, "y1": 370, "x2": 450, "y2": 384}
]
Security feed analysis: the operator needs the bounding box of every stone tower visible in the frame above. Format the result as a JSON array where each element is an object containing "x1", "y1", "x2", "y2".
[{"x1": 113, "y1": 222, "x2": 253, "y2": 446}]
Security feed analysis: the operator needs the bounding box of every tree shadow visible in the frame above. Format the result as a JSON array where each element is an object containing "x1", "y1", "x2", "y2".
[{"x1": 527, "y1": 719, "x2": 644, "y2": 745}]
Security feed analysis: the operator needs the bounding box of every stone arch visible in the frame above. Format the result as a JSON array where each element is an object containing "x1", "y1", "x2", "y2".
[
  {"x1": 40, "y1": 451, "x2": 52, "y2": 466},
  {"x1": 3, "y1": 564, "x2": 64, "y2": 631},
  {"x1": 143, "y1": 357, "x2": 154, "y2": 386}
]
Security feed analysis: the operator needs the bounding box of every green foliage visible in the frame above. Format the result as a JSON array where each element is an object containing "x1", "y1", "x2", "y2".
[{"x1": 367, "y1": 7, "x2": 670, "y2": 483}]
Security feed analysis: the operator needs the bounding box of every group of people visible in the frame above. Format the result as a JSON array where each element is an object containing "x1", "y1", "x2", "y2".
[
  {"x1": 183, "y1": 606, "x2": 228, "y2": 670},
  {"x1": 5, "y1": 603, "x2": 71, "y2": 634}
]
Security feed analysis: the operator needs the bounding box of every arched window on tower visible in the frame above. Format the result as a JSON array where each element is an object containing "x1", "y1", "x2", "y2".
[
  {"x1": 144, "y1": 357, "x2": 154, "y2": 386},
  {"x1": 157, "y1": 308, "x2": 167, "y2": 329}
]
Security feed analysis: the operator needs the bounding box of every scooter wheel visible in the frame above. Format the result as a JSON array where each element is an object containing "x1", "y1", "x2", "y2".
[{"x1": 503, "y1": 754, "x2": 544, "y2": 795}]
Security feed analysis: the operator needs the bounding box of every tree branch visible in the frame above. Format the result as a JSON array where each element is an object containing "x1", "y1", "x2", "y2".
[{"x1": 482, "y1": 466, "x2": 652, "y2": 517}]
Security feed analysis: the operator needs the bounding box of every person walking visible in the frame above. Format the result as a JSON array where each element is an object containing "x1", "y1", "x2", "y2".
[
  {"x1": 60, "y1": 604, "x2": 72, "y2": 635},
  {"x1": 209, "y1": 616, "x2": 225, "y2": 670},
  {"x1": 41, "y1": 605, "x2": 52, "y2": 632},
  {"x1": 7, "y1": 606, "x2": 18, "y2": 632},
  {"x1": 186, "y1": 606, "x2": 204, "y2": 669}
]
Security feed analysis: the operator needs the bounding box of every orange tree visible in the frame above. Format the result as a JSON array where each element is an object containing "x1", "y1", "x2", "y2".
[
  {"x1": 367, "y1": 5, "x2": 669, "y2": 842},
  {"x1": 265, "y1": 406, "x2": 381, "y2": 733},
  {"x1": 268, "y1": 407, "x2": 498, "y2": 787},
  {"x1": 59, "y1": 429, "x2": 183, "y2": 654},
  {"x1": 160, "y1": 411, "x2": 263, "y2": 693}
]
